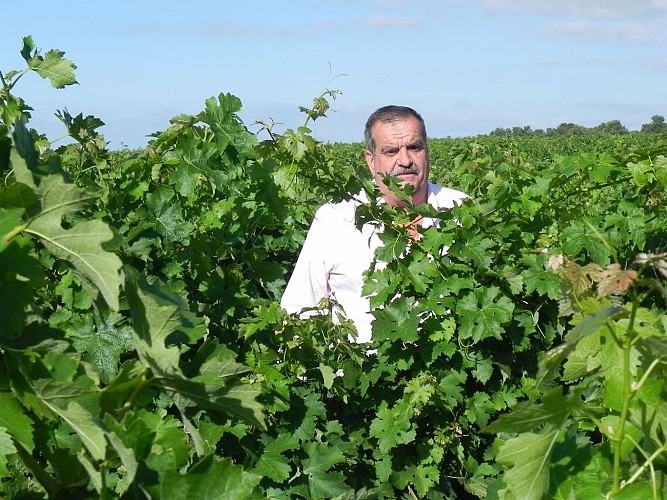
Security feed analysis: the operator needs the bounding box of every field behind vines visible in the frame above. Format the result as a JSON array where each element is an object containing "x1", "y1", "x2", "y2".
[{"x1": 1, "y1": 38, "x2": 667, "y2": 499}]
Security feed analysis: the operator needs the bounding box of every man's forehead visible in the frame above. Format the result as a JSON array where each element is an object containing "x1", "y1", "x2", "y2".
[{"x1": 373, "y1": 119, "x2": 422, "y2": 142}]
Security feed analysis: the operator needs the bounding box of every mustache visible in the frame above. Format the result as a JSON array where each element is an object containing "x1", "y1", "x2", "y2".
[{"x1": 389, "y1": 164, "x2": 419, "y2": 176}]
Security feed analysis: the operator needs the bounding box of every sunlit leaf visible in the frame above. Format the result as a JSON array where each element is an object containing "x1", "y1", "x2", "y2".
[
  {"x1": 24, "y1": 175, "x2": 122, "y2": 309},
  {"x1": 495, "y1": 426, "x2": 561, "y2": 500}
]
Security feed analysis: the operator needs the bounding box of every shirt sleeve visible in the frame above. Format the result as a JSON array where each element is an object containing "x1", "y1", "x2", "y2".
[{"x1": 280, "y1": 206, "x2": 332, "y2": 315}]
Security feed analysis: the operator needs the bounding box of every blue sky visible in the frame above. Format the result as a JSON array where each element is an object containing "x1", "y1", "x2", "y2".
[{"x1": 2, "y1": 1, "x2": 666, "y2": 149}]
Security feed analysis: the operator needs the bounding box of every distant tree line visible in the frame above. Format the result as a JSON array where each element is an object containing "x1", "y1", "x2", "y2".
[{"x1": 487, "y1": 114, "x2": 667, "y2": 137}]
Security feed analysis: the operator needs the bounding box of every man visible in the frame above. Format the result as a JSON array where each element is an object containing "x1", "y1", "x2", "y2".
[{"x1": 280, "y1": 105, "x2": 467, "y2": 343}]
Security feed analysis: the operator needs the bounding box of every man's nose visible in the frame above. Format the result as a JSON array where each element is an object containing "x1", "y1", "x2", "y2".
[{"x1": 396, "y1": 146, "x2": 411, "y2": 165}]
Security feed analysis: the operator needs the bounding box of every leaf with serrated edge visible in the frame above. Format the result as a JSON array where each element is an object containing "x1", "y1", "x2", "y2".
[
  {"x1": 127, "y1": 279, "x2": 265, "y2": 428},
  {"x1": 24, "y1": 175, "x2": 121, "y2": 310},
  {"x1": 302, "y1": 442, "x2": 346, "y2": 476},
  {"x1": 31, "y1": 382, "x2": 107, "y2": 461},
  {"x1": 457, "y1": 286, "x2": 514, "y2": 342},
  {"x1": 27, "y1": 48, "x2": 77, "y2": 88},
  {"x1": 0, "y1": 428, "x2": 16, "y2": 477},
  {"x1": 146, "y1": 455, "x2": 261, "y2": 499},
  {"x1": 251, "y1": 451, "x2": 292, "y2": 483},
  {"x1": 484, "y1": 388, "x2": 579, "y2": 434},
  {"x1": 538, "y1": 305, "x2": 627, "y2": 387},
  {"x1": 126, "y1": 279, "x2": 184, "y2": 376},
  {"x1": 0, "y1": 393, "x2": 35, "y2": 451},
  {"x1": 496, "y1": 426, "x2": 561, "y2": 500}
]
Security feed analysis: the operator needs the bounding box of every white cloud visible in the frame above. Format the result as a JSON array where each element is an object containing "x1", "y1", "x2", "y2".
[
  {"x1": 465, "y1": 0, "x2": 667, "y2": 46},
  {"x1": 365, "y1": 14, "x2": 427, "y2": 28},
  {"x1": 373, "y1": 0, "x2": 408, "y2": 9},
  {"x1": 470, "y1": 0, "x2": 667, "y2": 19},
  {"x1": 125, "y1": 22, "x2": 181, "y2": 34},
  {"x1": 639, "y1": 53, "x2": 667, "y2": 72},
  {"x1": 537, "y1": 19, "x2": 666, "y2": 45}
]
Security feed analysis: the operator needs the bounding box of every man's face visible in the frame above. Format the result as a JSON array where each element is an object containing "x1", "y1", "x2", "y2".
[{"x1": 365, "y1": 115, "x2": 429, "y2": 207}]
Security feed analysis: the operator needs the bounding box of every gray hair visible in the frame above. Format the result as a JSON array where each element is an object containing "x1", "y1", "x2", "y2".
[{"x1": 363, "y1": 105, "x2": 427, "y2": 154}]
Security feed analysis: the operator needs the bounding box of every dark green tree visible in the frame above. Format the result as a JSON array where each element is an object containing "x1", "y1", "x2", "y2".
[
  {"x1": 640, "y1": 114, "x2": 667, "y2": 133},
  {"x1": 546, "y1": 122, "x2": 588, "y2": 136},
  {"x1": 592, "y1": 119, "x2": 628, "y2": 135}
]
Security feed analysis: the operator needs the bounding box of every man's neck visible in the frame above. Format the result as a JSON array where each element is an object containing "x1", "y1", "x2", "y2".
[{"x1": 412, "y1": 182, "x2": 430, "y2": 206}]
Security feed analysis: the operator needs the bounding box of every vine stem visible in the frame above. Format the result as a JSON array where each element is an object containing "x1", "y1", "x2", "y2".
[
  {"x1": 621, "y1": 435, "x2": 667, "y2": 498},
  {"x1": 4, "y1": 222, "x2": 27, "y2": 243},
  {"x1": 611, "y1": 293, "x2": 639, "y2": 494},
  {"x1": 117, "y1": 374, "x2": 150, "y2": 421}
]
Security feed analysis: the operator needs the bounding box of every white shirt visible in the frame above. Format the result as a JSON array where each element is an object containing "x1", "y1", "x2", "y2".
[{"x1": 280, "y1": 182, "x2": 468, "y2": 343}]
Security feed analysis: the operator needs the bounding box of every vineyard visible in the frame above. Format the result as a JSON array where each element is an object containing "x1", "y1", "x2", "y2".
[{"x1": 1, "y1": 38, "x2": 667, "y2": 499}]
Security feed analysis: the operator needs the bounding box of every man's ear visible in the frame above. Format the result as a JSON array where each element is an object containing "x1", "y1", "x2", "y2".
[{"x1": 365, "y1": 150, "x2": 375, "y2": 174}]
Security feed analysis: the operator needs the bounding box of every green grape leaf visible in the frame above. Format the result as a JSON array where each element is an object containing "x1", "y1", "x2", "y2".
[
  {"x1": 126, "y1": 278, "x2": 185, "y2": 376},
  {"x1": 105, "y1": 428, "x2": 139, "y2": 492},
  {"x1": 549, "y1": 434, "x2": 611, "y2": 498},
  {"x1": 19, "y1": 372, "x2": 107, "y2": 461},
  {"x1": 308, "y1": 471, "x2": 349, "y2": 500},
  {"x1": 0, "y1": 393, "x2": 35, "y2": 452},
  {"x1": 499, "y1": 265, "x2": 524, "y2": 295},
  {"x1": 10, "y1": 120, "x2": 39, "y2": 186},
  {"x1": 19, "y1": 36, "x2": 76, "y2": 89},
  {"x1": 145, "y1": 187, "x2": 194, "y2": 247},
  {"x1": 302, "y1": 442, "x2": 348, "y2": 500},
  {"x1": 67, "y1": 311, "x2": 134, "y2": 384},
  {"x1": 0, "y1": 428, "x2": 15, "y2": 477},
  {"x1": 252, "y1": 450, "x2": 292, "y2": 483},
  {"x1": 562, "y1": 221, "x2": 610, "y2": 266},
  {"x1": 393, "y1": 464, "x2": 440, "y2": 499},
  {"x1": 404, "y1": 253, "x2": 438, "y2": 293},
  {"x1": 250, "y1": 434, "x2": 299, "y2": 483},
  {"x1": 603, "y1": 201, "x2": 647, "y2": 248},
  {"x1": 608, "y1": 482, "x2": 655, "y2": 499},
  {"x1": 145, "y1": 455, "x2": 261, "y2": 499},
  {"x1": 302, "y1": 441, "x2": 346, "y2": 476},
  {"x1": 292, "y1": 392, "x2": 327, "y2": 443},
  {"x1": 0, "y1": 236, "x2": 43, "y2": 336},
  {"x1": 372, "y1": 298, "x2": 421, "y2": 343},
  {"x1": 495, "y1": 426, "x2": 561, "y2": 500},
  {"x1": 521, "y1": 266, "x2": 562, "y2": 300},
  {"x1": 0, "y1": 182, "x2": 36, "y2": 213},
  {"x1": 318, "y1": 363, "x2": 336, "y2": 390},
  {"x1": 54, "y1": 110, "x2": 105, "y2": 152},
  {"x1": 369, "y1": 403, "x2": 416, "y2": 453},
  {"x1": 161, "y1": 378, "x2": 264, "y2": 429},
  {"x1": 455, "y1": 235, "x2": 496, "y2": 269},
  {"x1": 485, "y1": 388, "x2": 579, "y2": 434},
  {"x1": 202, "y1": 92, "x2": 257, "y2": 157},
  {"x1": 456, "y1": 286, "x2": 514, "y2": 342},
  {"x1": 405, "y1": 376, "x2": 436, "y2": 406},
  {"x1": 127, "y1": 279, "x2": 264, "y2": 428},
  {"x1": 538, "y1": 305, "x2": 627, "y2": 387},
  {"x1": 23, "y1": 175, "x2": 122, "y2": 310}
]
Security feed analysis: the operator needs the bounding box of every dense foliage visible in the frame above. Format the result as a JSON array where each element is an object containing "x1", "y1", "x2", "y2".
[
  {"x1": 485, "y1": 115, "x2": 667, "y2": 137},
  {"x1": 1, "y1": 38, "x2": 666, "y2": 498}
]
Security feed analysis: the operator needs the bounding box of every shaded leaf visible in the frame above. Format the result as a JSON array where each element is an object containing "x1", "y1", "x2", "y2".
[
  {"x1": 485, "y1": 388, "x2": 580, "y2": 434},
  {"x1": 0, "y1": 393, "x2": 35, "y2": 451},
  {"x1": 145, "y1": 455, "x2": 261, "y2": 499},
  {"x1": 538, "y1": 305, "x2": 627, "y2": 387}
]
